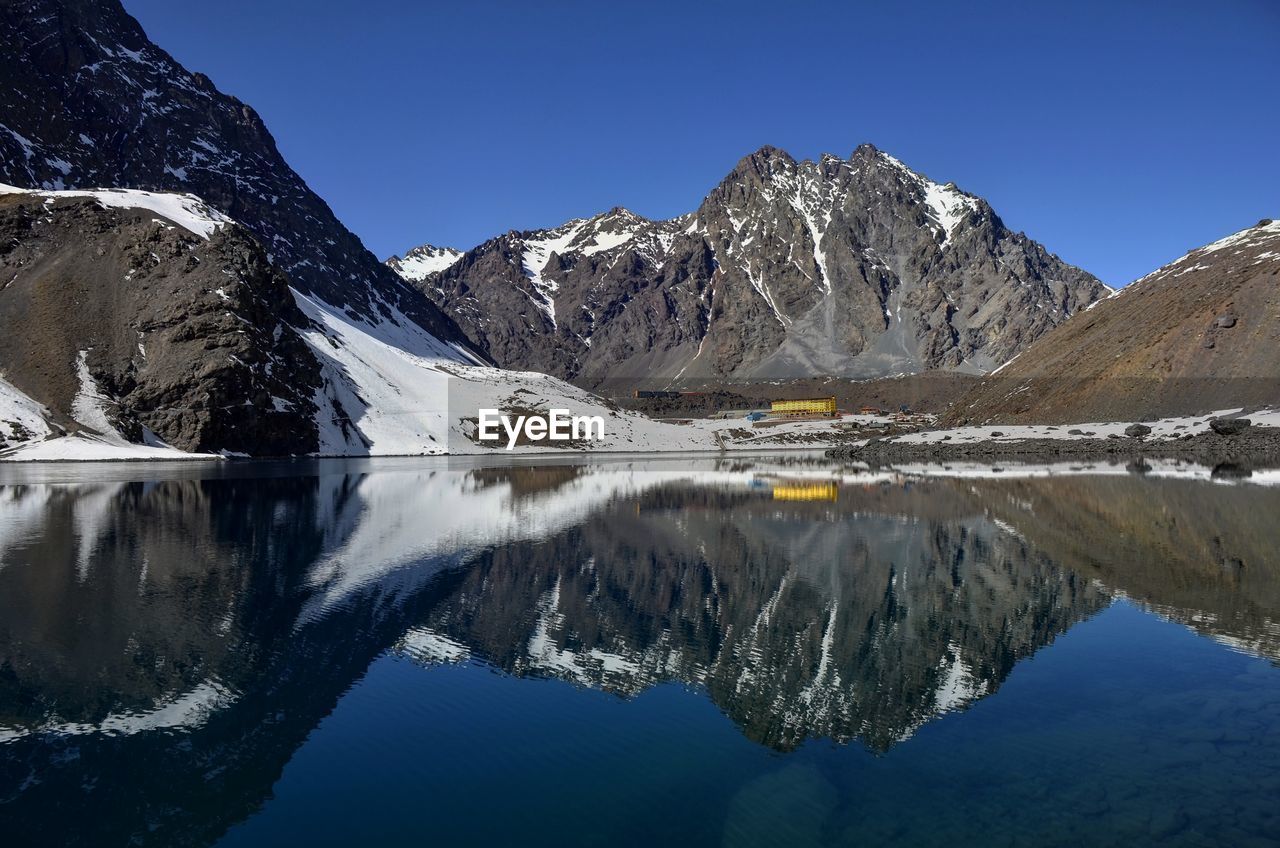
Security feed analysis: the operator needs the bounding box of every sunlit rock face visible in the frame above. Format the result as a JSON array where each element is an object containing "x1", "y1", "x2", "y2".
[
  {"x1": 407, "y1": 145, "x2": 1106, "y2": 387},
  {"x1": 0, "y1": 193, "x2": 324, "y2": 453},
  {"x1": 945, "y1": 219, "x2": 1280, "y2": 424}
]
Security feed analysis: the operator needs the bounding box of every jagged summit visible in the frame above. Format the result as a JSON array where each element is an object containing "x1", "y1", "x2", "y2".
[
  {"x1": 733, "y1": 144, "x2": 798, "y2": 174},
  {"x1": 392, "y1": 144, "x2": 1107, "y2": 387}
]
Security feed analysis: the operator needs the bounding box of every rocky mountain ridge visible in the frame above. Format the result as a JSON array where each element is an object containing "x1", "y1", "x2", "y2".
[
  {"x1": 0, "y1": 183, "x2": 723, "y2": 459},
  {"x1": 945, "y1": 219, "x2": 1280, "y2": 424},
  {"x1": 0, "y1": 0, "x2": 724, "y2": 459},
  {"x1": 0, "y1": 185, "x2": 323, "y2": 454},
  {"x1": 0, "y1": 0, "x2": 480, "y2": 357},
  {"x1": 394, "y1": 145, "x2": 1109, "y2": 388}
]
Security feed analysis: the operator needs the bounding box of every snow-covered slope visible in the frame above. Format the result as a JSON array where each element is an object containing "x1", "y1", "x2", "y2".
[
  {"x1": 386, "y1": 244, "x2": 463, "y2": 282},
  {"x1": 292, "y1": 287, "x2": 716, "y2": 456},
  {"x1": 0, "y1": 375, "x2": 53, "y2": 447},
  {"x1": 0, "y1": 182, "x2": 230, "y2": 237},
  {"x1": 0, "y1": 376, "x2": 194, "y2": 461},
  {"x1": 0, "y1": 182, "x2": 724, "y2": 461},
  {"x1": 0, "y1": 179, "x2": 701, "y2": 461}
]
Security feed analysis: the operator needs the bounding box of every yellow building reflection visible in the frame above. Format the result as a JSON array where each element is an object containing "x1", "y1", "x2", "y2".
[{"x1": 771, "y1": 481, "x2": 838, "y2": 502}]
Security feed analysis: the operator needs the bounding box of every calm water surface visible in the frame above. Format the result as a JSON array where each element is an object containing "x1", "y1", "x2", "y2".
[{"x1": 1, "y1": 456, "x2": 1278, "y2": 847}]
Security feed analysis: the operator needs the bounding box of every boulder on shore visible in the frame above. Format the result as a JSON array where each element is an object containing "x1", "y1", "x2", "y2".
[
  {"x1": 1210, "y1": 418, "x2": 1252, "y2": 436},
  {"x1": 1125, "y1": 424, "x2": 1153, "y2": 439}
]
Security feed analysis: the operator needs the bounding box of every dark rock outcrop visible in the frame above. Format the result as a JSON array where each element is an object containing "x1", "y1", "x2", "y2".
[
  {"x1": 0, "y1": 190, "x2": 322, "y2": 453},
  {"x1": 0, "y1": 0, "x2": 480, "y2": 359}
]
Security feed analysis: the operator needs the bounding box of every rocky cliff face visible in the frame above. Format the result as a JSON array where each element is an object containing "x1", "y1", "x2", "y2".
[
  {"x1": 396, "y1": 145, "x2": 1108, "y2": 387},
  {"x1": 945, "y1": 219, "x2": 1280, "y2": 424},
  {"x1": 0, "y1": 184, "x2": 717, "y2": 458},
  {"x1": 0, "y1": 0, "x2": 479, "y2": 357},
  {"x1": 0, "y1": 187, "x2": 322, "y2": 454}
]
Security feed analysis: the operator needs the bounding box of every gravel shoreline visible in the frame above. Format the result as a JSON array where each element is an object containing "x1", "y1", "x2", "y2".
[{"x1": 825, "y1": 426, "x2": 1280, "y2": 469}]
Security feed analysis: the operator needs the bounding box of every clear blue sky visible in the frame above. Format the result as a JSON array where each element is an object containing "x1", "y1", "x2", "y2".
[{"x1": 120, "y1": 0, "x2": 1278, "y2": 286}]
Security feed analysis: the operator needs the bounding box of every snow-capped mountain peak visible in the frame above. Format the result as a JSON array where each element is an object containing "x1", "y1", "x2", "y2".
[
  {"x1": 415, "y1": 144, "x2": 1106, "y2": 386},
  {"x1": 848, "y1": 145, "x2": 982, "y2": 244},
  {"x1": 386, "y1": 244, "x2": 464, "y2": 282}
]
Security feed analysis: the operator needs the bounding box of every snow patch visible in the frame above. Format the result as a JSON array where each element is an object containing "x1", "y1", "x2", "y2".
[
  {"x1": 388, "y1": 245, "x2": 463, "y2": 281},
  {"x1": 70, "y1": 350, "x2": 124, "y2": 440},
  {"x1": 0, "y1": 376, "x2": 52, "y2": 445},
  {"x1": 922, "y1": 182, "x2": 978, "y2": 246},
  {"x1": 520, "y1": 221, "x2": 588, "y2": 329},
  {"x1": 0, "y1": 183, "x2": 230, "y2": 238}
]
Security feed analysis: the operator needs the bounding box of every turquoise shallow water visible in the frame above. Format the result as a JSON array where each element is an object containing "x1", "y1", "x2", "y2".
[{"x1": 0, "y1": 456, "x2": 1278, "y2": 846}]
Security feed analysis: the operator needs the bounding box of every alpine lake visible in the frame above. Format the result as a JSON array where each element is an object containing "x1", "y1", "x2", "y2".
[{"x1": 1, "y1": 454, "x2": 1278, "y2": 847}]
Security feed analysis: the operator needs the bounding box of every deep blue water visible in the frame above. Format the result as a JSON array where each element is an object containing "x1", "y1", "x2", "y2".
[{"x1": 1, "y1": 456, "x2": 1278, "y2": 846}]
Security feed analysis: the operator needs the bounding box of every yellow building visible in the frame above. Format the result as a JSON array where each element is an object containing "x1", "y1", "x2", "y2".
[
  {"x1": 772, "y1": 481, "x2": 838, "y2": 502},
  {"x1": 770, "y1": 397, "x2": 837, "y2": 417}
]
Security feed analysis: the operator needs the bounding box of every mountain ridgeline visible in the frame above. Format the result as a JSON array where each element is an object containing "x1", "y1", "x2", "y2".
[
  {"x1": 0, "y1": 0, "x2": 479, "y2": 354},
  {"x1": 394, "y1": 145, "x2": 1109, "y2": 388},
  {"x1": 3, "y1": 0, "x2": 676, "y2": 459},
  {"x1": 0, "y1": 0, "x2": 1271, "y2": 455},
  {"x1": 945, "y1": 219, "x2": 1280, "y2": 424}
]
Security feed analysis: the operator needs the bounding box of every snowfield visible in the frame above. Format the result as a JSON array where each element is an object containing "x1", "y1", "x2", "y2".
[
  {"x1": 0, "y1": 374, "x2": 53, "y2": 444},
  {"x1": 0, "y1": 182, "x2": 230, "y2": 238},
  {"x1": 386, "y1": 246, "x2": 463, "y2": 281},
  {"x1": 2, "y1": 373, "x2": 210, "y2": 462},
  {"x1": 292, "y1": 289, "x2": 714, "y2": 456},
  {"x1": 3, "y1": 435, "x2": 214, "y2": 463}
]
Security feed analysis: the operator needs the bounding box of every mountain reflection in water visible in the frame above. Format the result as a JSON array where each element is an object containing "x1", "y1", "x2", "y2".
[{"x1": 0, "y1": 458, "x2": 1278, "y2": 847}]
